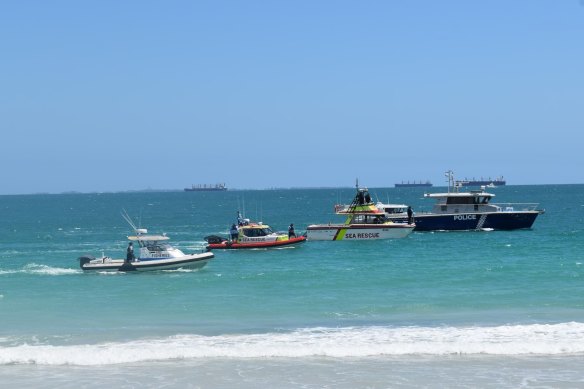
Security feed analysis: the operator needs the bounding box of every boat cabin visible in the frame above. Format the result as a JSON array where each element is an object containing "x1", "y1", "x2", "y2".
[
  {"x1": 128, "y1": 234, "x2": 179, "y2": 259},
  {"x1": 425, "y1": 190, "x2": 500, "y2": 214},
  {"x1": 240, "y1": 224, "x2": 275, "y2": 237},
  {"x1": 349, "y1": 214, "x2": 389, "y2": 224},
  {"x1": 376, "y1": 203, "x2": 408, "y2": 215}
]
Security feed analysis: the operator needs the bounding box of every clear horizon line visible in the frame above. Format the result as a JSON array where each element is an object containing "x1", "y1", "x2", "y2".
[{"x1": 1, "y1": 182, "x2": 583, "y2": 196}]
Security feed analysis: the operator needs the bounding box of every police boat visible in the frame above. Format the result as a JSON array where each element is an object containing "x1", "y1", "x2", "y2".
[{"x1": 381, "y1": 170, "x2": 544, "y2": 231}]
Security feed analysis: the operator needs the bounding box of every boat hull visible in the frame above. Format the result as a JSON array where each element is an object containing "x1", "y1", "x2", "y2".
[
  {"x1": 388, "y1": 211, "x2": 541, "y2": 231},
  {"x1": 80, "y1": 252, "x2": 214, "y2": 272},
  {"x1": 207, "y1": 236, "x2": 307, "y2": 249},
  {"x1": 306, "y1": 224, "x2": 414, "y2": 241}
]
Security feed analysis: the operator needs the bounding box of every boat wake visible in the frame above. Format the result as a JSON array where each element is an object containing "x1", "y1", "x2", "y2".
[
  {"x1": 161, "y1": 268, "x2": 198, "y2": 273},
  {"x1": 2, "y1": 322, "x2": 584, "y2": 365},
  {"x1": 0, "y1": 264, "x2": 80, "y2": 276}
]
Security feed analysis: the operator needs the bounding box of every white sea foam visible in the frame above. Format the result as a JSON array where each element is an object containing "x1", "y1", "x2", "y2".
[
  {"x1": 2, "y1": 322, "x2": 584, "y2": 366},
  {"x1": 161, "y1": 268, "x2": 196, "y2": 273},
  {"x1": 24, "y1": 264, "x2": 80, "y2": 275}
]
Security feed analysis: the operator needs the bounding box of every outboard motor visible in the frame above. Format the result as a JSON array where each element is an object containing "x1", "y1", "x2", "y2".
[
  {"x1": 78, "y1": 255, "x2": 96, "y2": 269},
  {"x1": 204, "y1": 235, "x2": 225, "y2": 244}
]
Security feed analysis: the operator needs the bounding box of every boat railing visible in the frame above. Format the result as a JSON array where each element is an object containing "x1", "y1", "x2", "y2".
[{"x1": 491, "y1": 202, "x2": 540, "y2": 212}]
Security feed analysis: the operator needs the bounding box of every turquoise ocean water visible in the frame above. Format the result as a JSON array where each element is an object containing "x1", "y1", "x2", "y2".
[{"x1": 1, "y1": 185, "x2": 584, "y2": 387}]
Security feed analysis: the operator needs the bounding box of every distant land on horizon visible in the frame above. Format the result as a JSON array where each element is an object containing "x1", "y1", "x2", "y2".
[{"x1": 2, "y1": 182, "x2": 584, "y2": 196}]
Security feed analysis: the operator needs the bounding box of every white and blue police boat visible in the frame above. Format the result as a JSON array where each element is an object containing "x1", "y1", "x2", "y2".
[
  {"x1": 381, "y1": 171, "x2": 544, "y2": 231},
  {"x1": 78, "y1": 212, "x2": 213, "y2": 272}
]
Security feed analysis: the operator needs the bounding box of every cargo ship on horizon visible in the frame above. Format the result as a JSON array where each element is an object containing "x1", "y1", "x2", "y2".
[
  {"x1": 456, "y1": 176, "x2": 506, "y2": 187},
  {"x1": 395, "y1": 180, "x2": 433, "y2": 188},
  {"x1": 184, "y1": 183, "x2": 227, "y2": 192}
]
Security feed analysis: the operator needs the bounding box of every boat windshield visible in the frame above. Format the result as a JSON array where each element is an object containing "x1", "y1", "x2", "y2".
[
  {"x1": 383, "y1": 206, "x2": 407, "y2": 214},
  {"x1": 141, "y1": 242, "x2": 172, "y2": 251},
  {"x1": 351, "y1": 214, "x2": 387, "y2": 224},
  {"x1": 477, "y1": 196, "x2": 491, "y2": 204},
  {"x1": 446, "y1": 195, "x2": 491, "y2": 205},
  {"x1": 242, "y1": 227, "x2": 274, "y2": 237}
]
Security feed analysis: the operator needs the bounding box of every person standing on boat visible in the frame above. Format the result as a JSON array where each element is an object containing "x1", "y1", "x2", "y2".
[
  {"x1": 125, "y1": 242, "x2": 135, "y2": 264},
  {"x1": 288, "y1": 223, "x2": 296, "y2": 238},
  {"x1": 230, "y1": 223, "x2": 239, "y2": 242},
  {"x1": 407, "y1": 206, "x2": 414, "y2": 224},
  {"x1": 237, "y1": 211, "x2": 244, "y2": 226}
]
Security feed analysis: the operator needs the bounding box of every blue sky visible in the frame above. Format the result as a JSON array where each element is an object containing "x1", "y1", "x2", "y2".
[{"x1": 1, "y1": 0, "x2": 582, "y2": 194}]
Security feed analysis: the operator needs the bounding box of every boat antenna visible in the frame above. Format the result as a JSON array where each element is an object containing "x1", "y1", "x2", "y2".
[
  {"x1": 445, "y1": 170, "x2": 453, "y2": 193},
  {"x1": 121, "y1": 209, "x2": 138, "y2": 231},
  {"x1": 236, "y1": 195, "x2": 246, "y2": 219},
  {"x1": 138, "y1": 206, "x2": 144, "y2": 229}
]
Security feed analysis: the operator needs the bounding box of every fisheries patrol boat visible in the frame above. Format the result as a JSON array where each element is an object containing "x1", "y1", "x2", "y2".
[
  {"x1": 306, "y1": 183, "x2": 414, "y2": 241},
  {"x1": 205, "y1": 219, "x2": 306, "y2": 249},
  {"x1": 78, "y1": 213, "x2": 213, "y2": 272},
  {"x1": 381, "y1": 171, "x2": 544, "y2": 231}
]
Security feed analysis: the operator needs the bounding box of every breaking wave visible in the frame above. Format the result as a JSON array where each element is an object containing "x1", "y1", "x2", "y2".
[{"x1": 2, "y1": 322, "x2": 584, "y2": 365}]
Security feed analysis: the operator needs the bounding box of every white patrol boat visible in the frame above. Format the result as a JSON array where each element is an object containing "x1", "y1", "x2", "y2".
[
  {"x1": 306, "y1": 182, "x2": 414, "y2": 241},
  {"x1": 78, "y1": 212, "x2": 213, "y2": 272}
]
